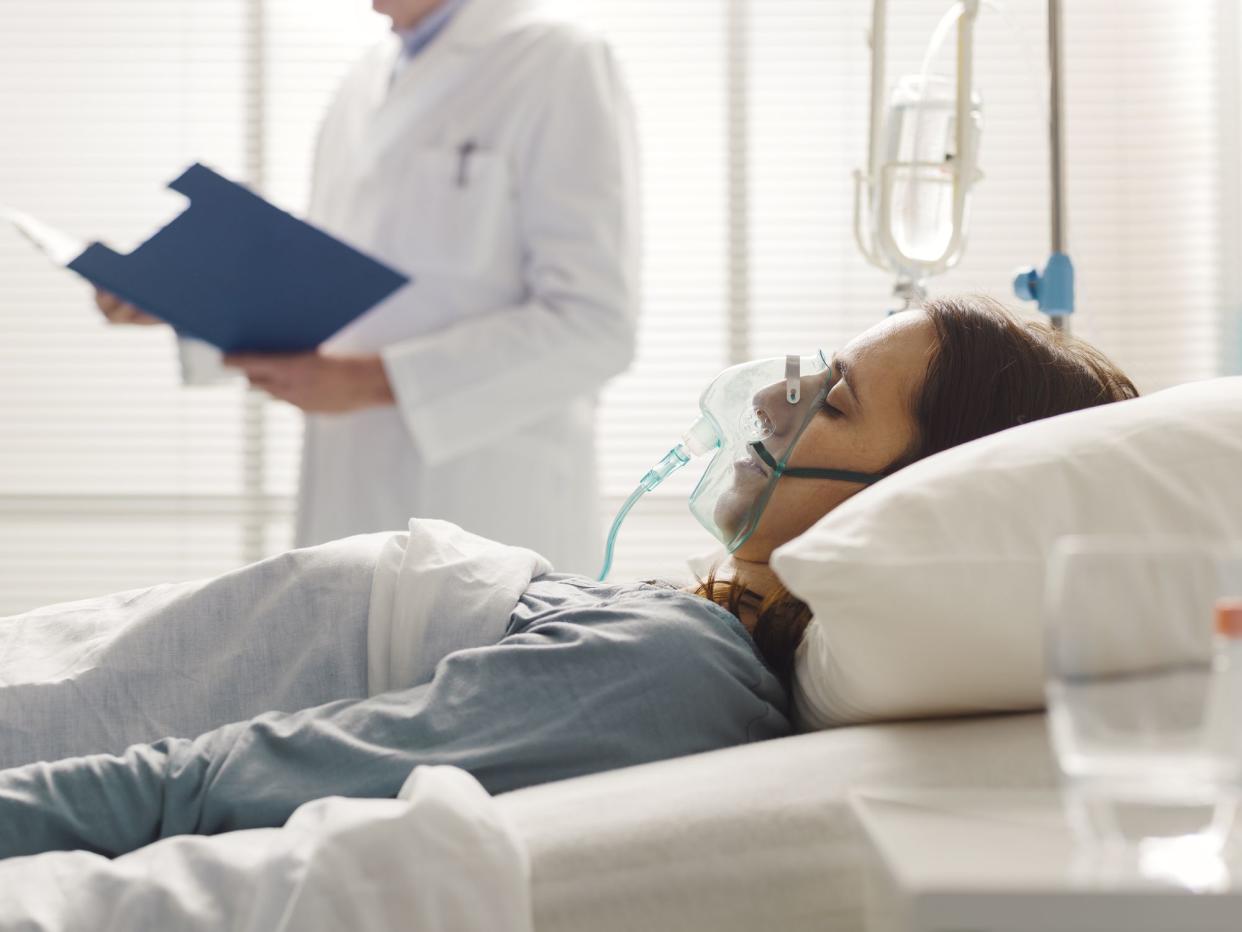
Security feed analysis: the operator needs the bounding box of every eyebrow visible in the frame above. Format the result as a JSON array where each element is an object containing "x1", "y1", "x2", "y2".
[{"x1": 834, "y1": 356, "x2": 863, "y2": 411}]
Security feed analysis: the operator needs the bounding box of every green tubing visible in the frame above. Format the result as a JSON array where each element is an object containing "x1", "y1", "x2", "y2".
[
  {"x1": 597, "y1": 484, "x2": 647, "y2": 581},
  {"x1": 597, "y1": 444, "x2": 692, "y2": 581}
]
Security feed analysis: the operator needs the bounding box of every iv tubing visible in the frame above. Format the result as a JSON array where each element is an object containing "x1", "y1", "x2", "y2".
[{"x1": 867, "y1": 0, "x2": 887, "y2": 204}]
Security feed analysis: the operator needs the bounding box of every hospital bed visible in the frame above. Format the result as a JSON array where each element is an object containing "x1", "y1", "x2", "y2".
[
  {"x1": 507, "y1": 373, "x2": 1242, "y2": 932},
  {"x1": 506, "y1": 711, "x2": 1052, "y2": 932},
  {"x1": 0, "y1": 377, "x2": 1236, "y2": 931}
]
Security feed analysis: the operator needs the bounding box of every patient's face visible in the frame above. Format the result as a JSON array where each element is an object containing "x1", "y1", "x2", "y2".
[{"x1": 721, "y1": 311, "x2": 936, "y2": 562}]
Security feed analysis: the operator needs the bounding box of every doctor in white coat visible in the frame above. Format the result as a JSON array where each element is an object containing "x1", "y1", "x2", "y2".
[{"x1": 98, "y1": 0, "x2": 639, "y2": 574}]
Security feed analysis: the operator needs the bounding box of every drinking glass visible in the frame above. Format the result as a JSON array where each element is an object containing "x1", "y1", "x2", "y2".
[{"x1": 1045, "y1": 535, "x2": 1242, "y2": 854}]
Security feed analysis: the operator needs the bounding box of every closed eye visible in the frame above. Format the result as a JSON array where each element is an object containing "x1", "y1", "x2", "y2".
[{"x1": 822, "y1": 400, "x2": 845, "y2": 419}]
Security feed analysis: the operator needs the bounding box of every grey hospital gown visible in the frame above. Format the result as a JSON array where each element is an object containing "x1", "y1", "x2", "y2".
[{"x1": 0, "y1": 564, "x2": 789, "y2": 860}]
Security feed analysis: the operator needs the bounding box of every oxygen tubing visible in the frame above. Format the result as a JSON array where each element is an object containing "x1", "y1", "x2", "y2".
[{"x1": 597, "y1": 444, "x2": 692, "y2": 581}]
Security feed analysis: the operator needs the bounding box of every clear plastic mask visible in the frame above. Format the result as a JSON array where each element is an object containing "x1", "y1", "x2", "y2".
[
  {"x1": 597, "y1": 350, "x2": 890, "y2": 581},
  {"x1": 687, "y1": 351, "x2": 836, "y2": 551}
]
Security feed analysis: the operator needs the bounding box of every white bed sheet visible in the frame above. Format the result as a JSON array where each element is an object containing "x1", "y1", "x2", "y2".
[
  {"x1": 500, "y1": 712, "x2": 1056, "y2": 932},
  {"x1": 0, "y1": 766, "x2": 533, "y2": 932}
]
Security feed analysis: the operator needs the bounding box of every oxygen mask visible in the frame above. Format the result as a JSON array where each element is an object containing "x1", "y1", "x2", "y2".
[{"x1": 597, "y1": 351, "x2": 887, "y2": 580}]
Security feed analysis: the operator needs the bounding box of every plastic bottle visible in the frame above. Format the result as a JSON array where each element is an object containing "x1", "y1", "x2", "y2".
[{"x1": 1209, "y1": 598, "x2": 1242, "y2": 756}]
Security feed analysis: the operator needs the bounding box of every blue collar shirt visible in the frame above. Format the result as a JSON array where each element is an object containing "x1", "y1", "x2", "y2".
[{"x1": 392, "y1": 0, "x2": 470, "y2": 82}]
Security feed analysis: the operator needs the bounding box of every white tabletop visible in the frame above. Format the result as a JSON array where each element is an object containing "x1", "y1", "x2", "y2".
[{"x1": 851, "y1": 789, "x2": 1242, "y2": 932}]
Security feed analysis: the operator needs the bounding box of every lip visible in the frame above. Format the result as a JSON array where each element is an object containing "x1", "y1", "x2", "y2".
[{"x1": 733, "y1": 448, "x2": 769, "y2": 478}]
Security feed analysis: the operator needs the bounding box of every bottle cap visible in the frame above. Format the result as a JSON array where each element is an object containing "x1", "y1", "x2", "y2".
[{"x1": 1216, "y1": 598, "x2": 1242, "y2": 638}]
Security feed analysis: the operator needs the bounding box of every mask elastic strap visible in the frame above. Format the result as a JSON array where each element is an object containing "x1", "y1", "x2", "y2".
[
  {"x1": 750, "y1": 441, "x2": 884, "y2": 485},
  {"x1": 723, "y1": 359, "x2": 836, "y2": 552}
]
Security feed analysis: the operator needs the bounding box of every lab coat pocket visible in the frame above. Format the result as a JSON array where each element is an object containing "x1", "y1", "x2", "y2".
[{"x1": 398, "y1": 146, "x2": 519, "y2": 279}]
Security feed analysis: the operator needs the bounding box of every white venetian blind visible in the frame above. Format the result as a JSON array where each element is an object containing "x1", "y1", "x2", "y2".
[
  {"x1": 0, "y1": 1, "x2": 261, "y2": 611},
  {"x1": 0, "y1": 0, "x2": 1234, "y2": 612},
  {"x1": 0, "y1": 1, "x2": 381, "y2": 613}
]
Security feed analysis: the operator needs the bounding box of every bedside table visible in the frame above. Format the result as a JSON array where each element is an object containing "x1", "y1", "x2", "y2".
[{"x1": 850, "y1": 790, "x2": 1242, "y2": 932}]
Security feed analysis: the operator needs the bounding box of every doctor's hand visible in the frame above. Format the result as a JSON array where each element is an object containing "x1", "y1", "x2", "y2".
[
  {"x1": 223, "y1": 351, "x2": 396, "y2": 414},
  {"x1": 94, "y1": 288, "x2": 162, "y2": 325}
]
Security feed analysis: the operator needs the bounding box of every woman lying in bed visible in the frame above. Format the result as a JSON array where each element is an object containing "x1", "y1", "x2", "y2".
[{"x1": 0, "y1": 296, "x2": 1136, "y2": 860}]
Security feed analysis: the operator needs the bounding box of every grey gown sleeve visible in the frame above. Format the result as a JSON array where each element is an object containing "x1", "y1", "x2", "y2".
[{"x1": 0, "y1": 593, "x2": 787, "y2": 860}]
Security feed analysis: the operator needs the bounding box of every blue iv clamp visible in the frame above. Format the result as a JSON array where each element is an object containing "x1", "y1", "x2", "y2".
[{"x1": 1013, "y1": 251, "x2": 1075, "y2": 319}]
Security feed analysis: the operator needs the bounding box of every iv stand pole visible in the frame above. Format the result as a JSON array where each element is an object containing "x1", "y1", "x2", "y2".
[{"x1": 1013, "y1": 0, "x2": 1074, "y2": 332}]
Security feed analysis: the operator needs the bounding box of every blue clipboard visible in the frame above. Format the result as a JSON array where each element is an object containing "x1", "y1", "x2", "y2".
[{"x1": 66, "y1": 163, "x2": 410, "y2": 353}]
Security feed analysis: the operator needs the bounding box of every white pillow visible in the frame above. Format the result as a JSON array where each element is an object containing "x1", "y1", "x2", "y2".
[{"x1": 771, "y1": 376, "x2": 1242, "y2": 730}]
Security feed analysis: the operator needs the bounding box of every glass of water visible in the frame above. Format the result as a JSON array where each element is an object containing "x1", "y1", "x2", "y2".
[{"x1": 1045, "y1": 535, "x2": 1242, "y2": 854}]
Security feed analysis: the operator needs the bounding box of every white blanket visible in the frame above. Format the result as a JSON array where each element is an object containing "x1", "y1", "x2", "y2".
[
  {"x1": 367, "y1": 518, "x2": 553, "y2": 695},
  {"x1": 0, "y1": 519, "x2": 551, "y2": 929},
  {"x1": 0, "y1": 766, "x2": 533, "y2": 932},
  {"x1": 0, "y1": 534, "x2": 386, "y2": 769},
  {"x1": 0, "y1": 519, "x2": 550, "y2": 769}
]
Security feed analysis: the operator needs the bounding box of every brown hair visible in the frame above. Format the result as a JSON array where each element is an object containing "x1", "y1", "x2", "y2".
[{"x1": 698, "y1": 295, "x2": 1139, "y2": 692}]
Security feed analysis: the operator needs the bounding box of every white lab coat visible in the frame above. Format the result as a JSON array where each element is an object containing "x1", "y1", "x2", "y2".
[{"x1": 297, "y1": 0, "x2": 640, "y2": 575}]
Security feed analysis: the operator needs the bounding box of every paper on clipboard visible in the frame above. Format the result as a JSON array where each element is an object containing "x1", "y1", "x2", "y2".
[
  {"x1": 1, "y1": 206, "x2": 87, "y2": 267},
  {"x1": 2, "y1": 205, "x2": 229, "y2": 385},
  {"x1": 6, "y1": 164, "x2": 409, "y2": 386}
]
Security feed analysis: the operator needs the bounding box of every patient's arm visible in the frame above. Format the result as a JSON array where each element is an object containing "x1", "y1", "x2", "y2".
[
  {"x1": 0, "y1": 596, "x2": 787, "y2": 859},
  {"x1": 0, "y1": 685, "x2": 442, "y2": 858},
  {"x1": 0, "y1": 652, "x2": 553, "y2": 859}
]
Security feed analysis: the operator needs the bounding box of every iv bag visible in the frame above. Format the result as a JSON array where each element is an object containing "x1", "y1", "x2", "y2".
[{"x1": 881, "y1": 74, "x2": 982, "y2": 269}]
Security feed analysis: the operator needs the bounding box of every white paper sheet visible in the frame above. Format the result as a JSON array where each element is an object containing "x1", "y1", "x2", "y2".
[{"x1": 1, "y1": 206, "x2": 86, "y2": 267}]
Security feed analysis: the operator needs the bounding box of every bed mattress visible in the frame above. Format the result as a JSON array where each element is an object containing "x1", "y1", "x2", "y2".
[{"x1": 499, "y1": 712, "x2": 1056, "y2": 932}]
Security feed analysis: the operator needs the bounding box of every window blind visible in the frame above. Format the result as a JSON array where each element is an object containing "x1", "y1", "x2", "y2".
[
  {"x1": 0, "y1": 1, "x2": 267, "y2": 612},
  {"x1": 0, "y1": 0, "x2": 1233, "y2": 613}
]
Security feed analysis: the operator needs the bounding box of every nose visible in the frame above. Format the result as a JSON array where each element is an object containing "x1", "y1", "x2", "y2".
[{"x1": 751, "y1": 371, "x2": 829, "y2": 436}]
